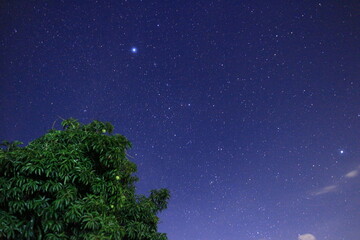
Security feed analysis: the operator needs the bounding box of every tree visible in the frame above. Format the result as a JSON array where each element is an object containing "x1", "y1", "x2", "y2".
[{"x1": 0, "y1": 118, "x2": 170, "y2": 240}]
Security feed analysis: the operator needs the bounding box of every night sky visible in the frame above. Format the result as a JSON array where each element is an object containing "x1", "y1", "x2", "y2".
[{"x1": 1, "y1": 1, "x2": 360, "y2": 240}]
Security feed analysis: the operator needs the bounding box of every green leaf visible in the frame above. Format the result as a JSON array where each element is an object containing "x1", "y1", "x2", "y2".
[{"x1": 0, "y1": 119, "x2": 170, "y2": 239}]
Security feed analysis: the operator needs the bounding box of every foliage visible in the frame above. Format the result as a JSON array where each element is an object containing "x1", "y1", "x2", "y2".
[{"x1": 0, "y1": 118, "x2": 170, "y2": 240}]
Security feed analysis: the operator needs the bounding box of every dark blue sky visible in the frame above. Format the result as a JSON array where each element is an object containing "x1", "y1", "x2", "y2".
[{"x1": 1, "y1": 1, "x2": 360, "y2": 239}]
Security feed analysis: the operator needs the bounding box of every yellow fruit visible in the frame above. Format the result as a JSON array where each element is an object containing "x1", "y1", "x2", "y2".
[
  {"x1": 110, "y1": 205, "x2": 114, "y2": 208},
  {"x1": 102, "y1": 129, "x2": 106, "y2": 133},
  {"x1": 116, "y1": 176, "x2": 120, "y2": 180}
]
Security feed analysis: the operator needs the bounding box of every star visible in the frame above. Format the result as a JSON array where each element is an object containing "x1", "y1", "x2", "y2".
[
  {"x1": 340, "y1": 150, "x2": 344, "y2": 154},
  {"x1": 131, "y1": 47, "x2": 137, "y2": 53}
]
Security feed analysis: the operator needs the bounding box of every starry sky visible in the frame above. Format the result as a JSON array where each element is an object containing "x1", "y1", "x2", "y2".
[{"x1": 1, "y1": 1, "x2": 360, "y2": 240}]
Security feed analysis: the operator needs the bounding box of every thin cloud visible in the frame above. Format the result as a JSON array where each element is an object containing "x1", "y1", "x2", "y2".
[
  {"x1": 313, "y1": 185, "x2": 337, "y2": 196},
  {"x1": 345, "y1": 169, "x2": 359, "y2": 178},
  {"x1": 298, "y1": 233, "x2": 316, "y2": 240},
  {"x1": 311, "y1": 165, "x2": 360, "y2": 196}
]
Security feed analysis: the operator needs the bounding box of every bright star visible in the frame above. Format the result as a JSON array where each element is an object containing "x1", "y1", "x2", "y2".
[
  {"x1": 340, "y1": 150, "x2": 344, "y2": 154},
  {"x1": 131, "y1": 47, "x2": 137, "y2": 53}
]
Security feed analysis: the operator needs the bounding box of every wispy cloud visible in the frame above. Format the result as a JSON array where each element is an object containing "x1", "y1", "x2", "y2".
[
  {"x1": 345, "y1": 168, "x2": 359, "y2": 178},
  {"x1": 312, "y1": 185, "x2": 337, "y2": 196},
  {"x1": 298, "y1": 233, "x2": 316, "y2": 240},
  {"x1": 311, "y1": 165, "x2": 360, "y2": 196}
]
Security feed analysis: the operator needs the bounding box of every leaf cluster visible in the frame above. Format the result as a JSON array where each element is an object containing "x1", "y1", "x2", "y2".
[{"x1": 0, "y1": 118, "x2": 170, "y2": 240}]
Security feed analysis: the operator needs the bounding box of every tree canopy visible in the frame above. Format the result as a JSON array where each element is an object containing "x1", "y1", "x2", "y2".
[{"x1": 0, "y1": 118, "x2": 170, "y2": 240}]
